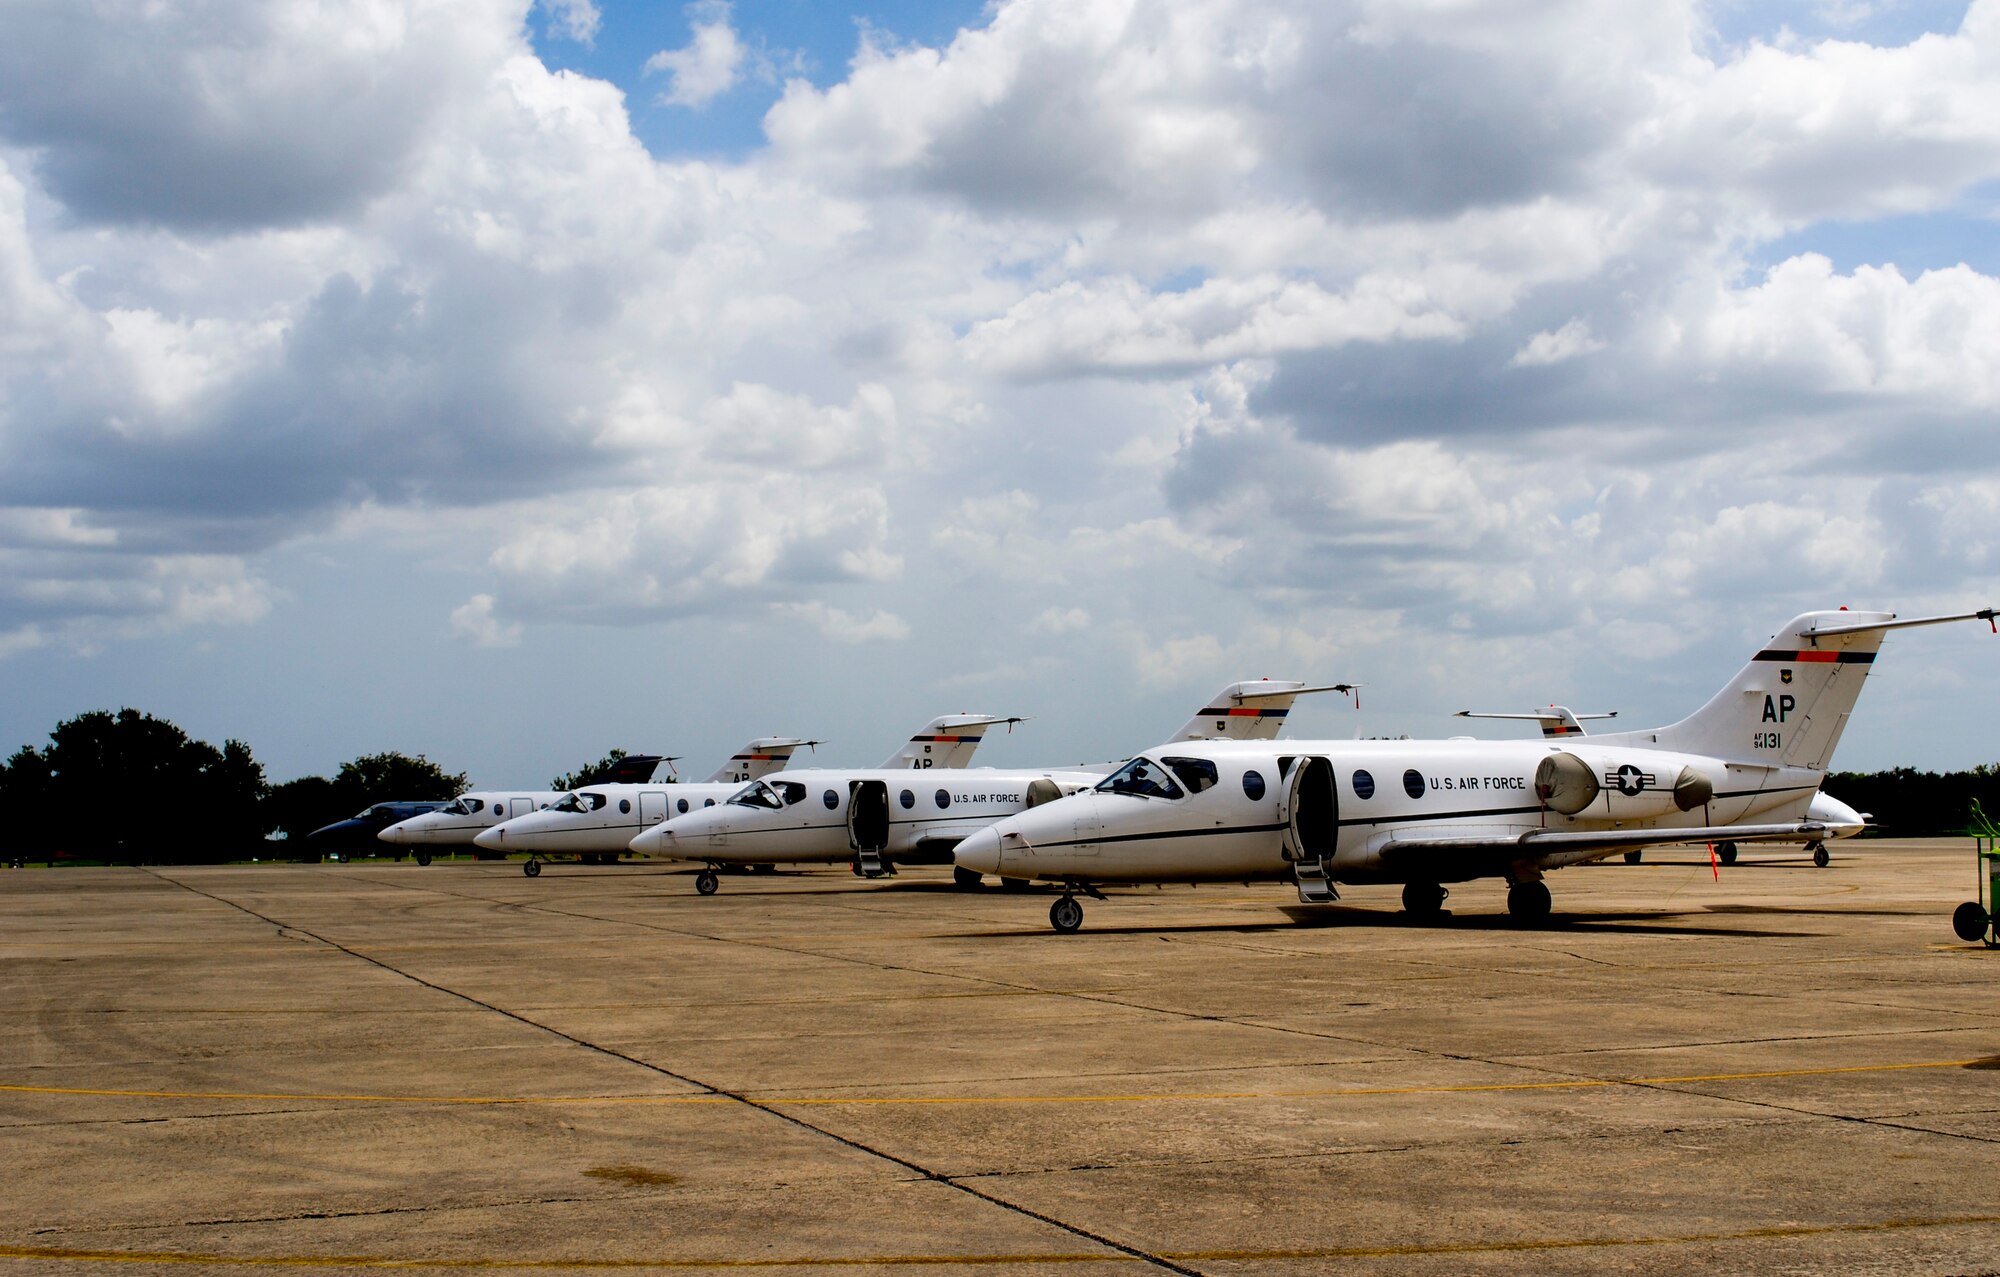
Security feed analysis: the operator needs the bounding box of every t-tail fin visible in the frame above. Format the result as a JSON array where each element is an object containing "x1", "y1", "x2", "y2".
[
  {"x1": 1168, "y1": 680, "x2": 1357, "y2": 742},
  {"x1": 1596, "y1": 608, "x2": 1996, "y2": 770},
  {"x1": 882, "y1": 715, "x2": 1025, "y2": 769},
  {"x1": 703, "y1": 737, "x2": 815, "y2": 785}
]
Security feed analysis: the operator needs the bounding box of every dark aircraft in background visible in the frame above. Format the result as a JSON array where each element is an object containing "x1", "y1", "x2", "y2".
[{"x1": 306, "y1": 801, "x2": 449, "y2": 862}]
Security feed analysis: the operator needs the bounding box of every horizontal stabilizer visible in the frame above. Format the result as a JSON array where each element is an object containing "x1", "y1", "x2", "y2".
[{"x1": 1380, "y1": 822, "x2": 1836, "y2": 861}]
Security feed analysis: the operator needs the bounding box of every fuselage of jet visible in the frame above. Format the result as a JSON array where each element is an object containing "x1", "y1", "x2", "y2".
[{"x1": 630, "y1": 767, "x2": 1101, "y2": 866}]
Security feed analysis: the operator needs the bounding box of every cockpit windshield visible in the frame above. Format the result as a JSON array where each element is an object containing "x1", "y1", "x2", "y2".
[
  {"x1": 729, "y1": 781, "x2": 782, "y2": 809},
  {"x1": 440, "y1": 798, "x2": 483, "y2": 816},
  {"x1": 728, "y1": 779, "x2": 809, "y2": 809},
  {"x1": 1095, "y1": 757, "x2": 1184, "y2": 800}
]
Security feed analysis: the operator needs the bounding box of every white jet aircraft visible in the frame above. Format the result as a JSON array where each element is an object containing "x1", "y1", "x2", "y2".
[
  {"x1": 375, "y1": 754, "x2": 666, "y2": 864},
  {"x1": 630, "y1": 681, "x2": 1351, "y2": 894},
  {"x1": 481, "y1": 715, "x2": 1021, "y2": 876},
  {"x1": 955, "y1": 608, "x2": 1992, "y2": 933}
]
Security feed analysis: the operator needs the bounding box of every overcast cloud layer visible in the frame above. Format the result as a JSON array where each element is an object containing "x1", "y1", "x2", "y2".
[{"x1": 2, "y1": 0, "x2": 1998, "y2": 780}]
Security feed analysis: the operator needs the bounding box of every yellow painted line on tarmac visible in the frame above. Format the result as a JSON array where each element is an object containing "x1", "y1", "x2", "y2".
[
  {"x1": 1171, "y1": 1211, "x2": 2000, "y2": 1262},
  {"x1": 0, "y1": 1057, "x2": 1986, "y2": 1110},
  {"x1": 7, "y1": 1213, "x2": 2000, "y2": 1269},
  {"x1": 773, "y1": 1056, "x2": 1995, "y2": 1105},
  {"x1": 0, "y1": 1085, "x2": 729, "y2": 1106},
  {"x1": 0, "y1": 1246, "x2": 1123, "y2": 1269}
]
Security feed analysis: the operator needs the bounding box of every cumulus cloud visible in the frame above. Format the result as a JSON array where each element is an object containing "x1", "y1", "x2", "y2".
[
  {"x1": 647, "y1": 1, "x2": 747, "y2": 108},
  {"x1": 539, "y1": 0, "x2": 601, "y2": 45},
  {"x1": 772, "y1": 600, "x2": 911, "y2": 643},
  {"x1": 0, "y1": 0, "x2": 506, "y2": 232},
  {"x1": 1, "y1": 0, "x2": 1999, "y2": 779},
  {"x1": 450, "y1": 593, "x2": 523, "y2": 647}
]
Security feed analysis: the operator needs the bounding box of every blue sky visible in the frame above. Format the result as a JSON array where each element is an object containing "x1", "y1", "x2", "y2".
[
  {"x1": 533, "y1": 0, "x2": 992, "y2": 157},
  {"x1": 2, "y1": 0, "x2": 1999, "y2": 788}
]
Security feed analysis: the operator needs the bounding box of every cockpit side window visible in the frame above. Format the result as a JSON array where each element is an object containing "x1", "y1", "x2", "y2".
[
  {"x1": 1095, "y1": 757, "x2": 1185, "y2": 800},
  {"x1": 553, "y1": 792, "x2": 585, "y2": 813},
  {"x1": 775, "y1": 781, "x2": 807, "y2": 806},
  {"x1": 1162, "y1": 757, "x2": 1219, "y2": 794}
]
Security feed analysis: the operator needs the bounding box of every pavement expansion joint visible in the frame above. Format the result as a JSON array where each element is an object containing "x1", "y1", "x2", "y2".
[{"x1": 138, "y1": 872, "x2": 1221, "y2": 1277}]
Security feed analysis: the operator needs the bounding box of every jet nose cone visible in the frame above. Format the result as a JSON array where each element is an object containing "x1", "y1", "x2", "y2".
[
  {"x1": 955, "y1": 825, "x2": 1001, "y2": 875},
  {"x1": 473, "y1": 826, "x2": 505, "y2": 851},
  {"x1": 377, "y1": 822, "x2": 410, "y2": 845},
  {"x1": 630, "y1": 825, "x2": 674, "y2": 856}
]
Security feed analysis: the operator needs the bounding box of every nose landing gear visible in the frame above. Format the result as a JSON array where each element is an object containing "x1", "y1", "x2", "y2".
[{"x1": 1047, "y1": 882, "x2": 1105, "y2": 934}]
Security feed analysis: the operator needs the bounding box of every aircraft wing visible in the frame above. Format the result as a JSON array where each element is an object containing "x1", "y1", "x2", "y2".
[{"x1": 1378, "y1": 821, "x2": 1838, "y2": 862}]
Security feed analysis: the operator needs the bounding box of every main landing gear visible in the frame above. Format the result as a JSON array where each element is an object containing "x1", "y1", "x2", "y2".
[
  {"x1": 1506, "y1": 879, "x2": 1553, "y2": 924},
  {"x1": 1401, "y1": 882, "x2": 1448, "y2": 919}
]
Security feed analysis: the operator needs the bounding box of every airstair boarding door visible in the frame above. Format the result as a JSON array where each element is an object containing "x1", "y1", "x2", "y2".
[
  {"x1": 1283, "y1": 756, "x2": 1339, "y2": 904},
  {"x1": 848, "y1": 779, "x2": 889, "y2": 853},
  {"x1": 640, "y1": 791, "x2": 668, "y2": 826}
]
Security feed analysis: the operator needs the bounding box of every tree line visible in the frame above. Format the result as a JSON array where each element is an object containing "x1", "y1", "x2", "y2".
[
  {"x1": 0, "y1": 708, "x2": 646, "y2": 864},
  {"x1": 2, "y1": 707, "x2": 1995, "y2": 865}
]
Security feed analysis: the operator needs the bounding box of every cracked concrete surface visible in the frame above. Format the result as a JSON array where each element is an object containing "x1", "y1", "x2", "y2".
[{"x1": 2, "y1": 842, "x2": 1998, "y2": 1274}]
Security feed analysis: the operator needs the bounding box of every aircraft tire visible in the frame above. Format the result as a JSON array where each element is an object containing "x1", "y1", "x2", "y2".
[
  {"x1": 1810, "y1": 842, "x2": 1830, "y2": 868},
  {"x1": 1952, "y1": 901, "x2": 1990, "y2": 943},
  {"x1": 695, "y1": 869, "x2": 719, "y2": 896},
  {"x1": 1049, "y1": 896, "x2": 1084, "y2": 934},
  {"x1": 953, "y1": 866, "x2": 983, "y2": 890},
  {"x1": 415, "y1": 852, "x2": 432, "y2": 867},
  {"x1": 523, "y1": 860, "x2": 541, "y2": 878},
  {"x1": 1622, "y1": 851, "x2": 1643, "y2": 865},
  {"x1": 1401, "y1": 882, "x2": 1447, "y2": 917},
  {"x1": 1718, "y1": 842, "x2": 1738, "y2": 866},
  {"x1": 1506, "y1": 880, "x2": 1552, "y2": 923}
]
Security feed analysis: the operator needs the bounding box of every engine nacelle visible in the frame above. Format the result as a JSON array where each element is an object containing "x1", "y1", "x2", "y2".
[{"x1": 1534, "y1": 749, "x2": 1716, "y2": 820}]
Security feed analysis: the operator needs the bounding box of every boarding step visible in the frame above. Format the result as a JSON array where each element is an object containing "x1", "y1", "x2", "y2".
[
  {"x1": 856, "y1": 849, "x2": 894, "y2": 878},
  {"x1": 1293, "y1": 857, "x2": 1338, "y2": 905}
]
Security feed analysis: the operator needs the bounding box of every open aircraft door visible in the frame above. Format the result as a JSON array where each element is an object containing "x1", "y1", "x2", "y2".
[
  {"x1": 847, "y1": 780, "x2": 889, "y2": 851},
  {"x1": 1281, "y1": 755, "x2": 1339, "y2": 903}
]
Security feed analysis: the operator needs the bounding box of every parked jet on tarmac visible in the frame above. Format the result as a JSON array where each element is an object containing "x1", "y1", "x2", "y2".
[
  {"x1": 956, "y1": 609, "x2": 1992, "y2": 932},
  {"x1": 482, "y1": 716, "x2": 1022, "y2": 876},
  {"x1": 376, "y1": 754, "x2": 666, "y2": 864},
  {"x1": 631, "y1": 680, "x2": 1352, "y2": 894}
]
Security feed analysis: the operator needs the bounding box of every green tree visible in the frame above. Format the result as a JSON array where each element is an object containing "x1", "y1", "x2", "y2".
[
  {"x1": 261, "y1": 775, "x2": 343, "y2": 846},
  {"x1": 550, "y1": 748, "x2": 642, "y2": 791},
  {"x1": 329, "y1": 752, "x2": 468, "y2": 813},
  {"x1": 0, "y1": 708, "x2": 267, "y2": 862}
]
